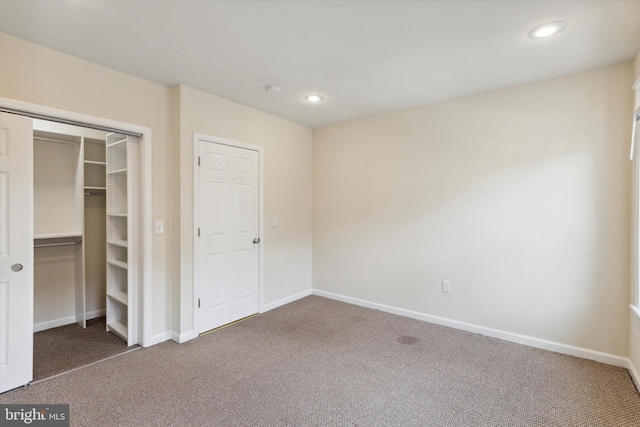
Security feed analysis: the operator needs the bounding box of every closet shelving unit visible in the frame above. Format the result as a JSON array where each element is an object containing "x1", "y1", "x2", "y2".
[
  {"x1": 83, "y1": 137, "x2": 107, "y2": 195},
  {"x1": 31, "y1": 123, "x2": 138, "y2": 344},
  {"x1": 105, "y1": 132, "x2": 138, "y2": 346}
]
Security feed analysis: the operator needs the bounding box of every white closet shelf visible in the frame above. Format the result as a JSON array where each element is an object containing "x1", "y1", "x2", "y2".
[
  {"x1": 107, "y1": 290, "x2": 128, "y2": 305},
  {"x1": 107, "y1": 168, "x2": 127, "y2": 175},
  {"x1": 34, "y1": 232, "x2": 83, "y2": 239},
  {"x1": 106, "y1": 138, "x2": 127, "y2": 148},
  {"x1": 107, "y1": 320, "x2": 128, "y2": 340},
  {"x1": 106, "y1": 132, "x2": 135, "y2": 345},
  {"x1": 108, "y1": 259, "x2": 128, "y2": 270},
  {"x1": 84, "y1": 160, "x2": 106, "y2": 166}
]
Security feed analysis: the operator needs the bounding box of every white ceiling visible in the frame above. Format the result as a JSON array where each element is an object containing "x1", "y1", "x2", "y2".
[{"x1": 1, "y1": 0, "x2": 639, "y2": 128}]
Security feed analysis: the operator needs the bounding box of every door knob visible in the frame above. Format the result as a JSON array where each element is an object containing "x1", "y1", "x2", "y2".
[
  {"x1": 253, "y1": 238, "x2": 261, "y2": 244},
  {"x1": 11, "y1": 263, "x2": 23, "y2": 272}
]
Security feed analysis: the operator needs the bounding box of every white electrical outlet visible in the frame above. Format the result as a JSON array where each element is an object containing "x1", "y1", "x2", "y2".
[
  {"x1": 272, "y1": 216, "x2": 278, "y2": 226},
  {"x1": 442, "y1": 280, "x2": 452, "y2": 293},
  {"x1": 293, "y1": 264, "x2": 298, "y2": 274}
]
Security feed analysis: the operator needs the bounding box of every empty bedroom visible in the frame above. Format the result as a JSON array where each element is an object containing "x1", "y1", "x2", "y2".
[{"x1": 1, "y1": 1, "x2": 640, "y2": 426}]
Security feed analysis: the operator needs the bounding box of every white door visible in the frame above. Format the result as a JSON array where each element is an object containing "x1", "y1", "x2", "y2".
[
  {"x1": 0, "y1": 112, "x2": 34, "y2": 393},
  {"x1": 198, "y1": 140, "x2": 260, "y2": 333}
]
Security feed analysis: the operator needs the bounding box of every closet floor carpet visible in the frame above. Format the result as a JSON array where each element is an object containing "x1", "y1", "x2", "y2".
[{"x1": 33, "y1": 317, "x2": 132, "y2": 381}]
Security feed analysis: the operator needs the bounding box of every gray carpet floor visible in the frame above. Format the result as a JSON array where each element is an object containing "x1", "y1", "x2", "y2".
[
  {"x1": 33, "y1": 317, "x2": 131, "y2": 381},
  {"x1": 2, "y1": 296, "x2": 640, "y2": 426}
]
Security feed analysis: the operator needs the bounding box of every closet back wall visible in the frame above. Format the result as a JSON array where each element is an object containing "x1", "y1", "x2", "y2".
[
  {"x1": 33, "y1": 136, "x2": 79, "y2": 326},
  {"x1": 84, "y1": 191, "x2": 106, "y2": 315},
  {"x1": 32, "y1": 122, "x2": 108, "y2": 331},
  {"x1": 84, "y1": 139, "x2": 107, "y2": 316}
]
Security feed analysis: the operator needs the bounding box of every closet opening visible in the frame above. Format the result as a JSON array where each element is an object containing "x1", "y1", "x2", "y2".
[
  {"x1": 31, "y1": 119, "x2": 141, "y2": 381},
  {"x1": 1, "y1": 98, "x2": 152, "y2": 392}
]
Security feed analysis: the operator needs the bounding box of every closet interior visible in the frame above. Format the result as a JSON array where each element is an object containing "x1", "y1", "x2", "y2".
[{"x1": 32, "y1": 119, "x2": 139, "y2": 373}]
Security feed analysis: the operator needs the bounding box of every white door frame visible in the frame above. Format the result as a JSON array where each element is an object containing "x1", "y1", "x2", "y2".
[
  {"x1": 632, "y1": 77, "x2": 640, "y2": 314},
  {"x1": 0, "y1": 97, "x2": 153, "y2": 347},
  {"x1": 193, "y1": 133, "x2": 264, "y2": 335}
]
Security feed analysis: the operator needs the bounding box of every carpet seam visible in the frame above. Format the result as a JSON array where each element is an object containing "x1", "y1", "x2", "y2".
[{"x1": 29, "y1": 346, "x2": 141, "y2": 386}]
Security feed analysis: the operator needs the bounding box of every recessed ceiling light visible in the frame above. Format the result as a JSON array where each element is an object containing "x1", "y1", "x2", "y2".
[
  {"x1": 528, "y1": 21, "x2": 566, "y2": 39},
  {"x1": 304, "y1": 94, "x2": 324, "y2": 103}
]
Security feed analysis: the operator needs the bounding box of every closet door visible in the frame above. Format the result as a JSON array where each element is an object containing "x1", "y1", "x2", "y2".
[
  {"x1": 105, "y1": 133, "x2": 137, "y2": 346},
  {"x1": 0, "y1": 112, "x2": 34, "y2": 393}
]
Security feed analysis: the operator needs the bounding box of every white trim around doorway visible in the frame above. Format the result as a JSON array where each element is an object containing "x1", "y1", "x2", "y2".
[
  {"x1": 192, "y1": 132, "x2": 264, "y2": 337},
  {"x1": 0, "y1": 97, "x2": 154, "y2": 348}
]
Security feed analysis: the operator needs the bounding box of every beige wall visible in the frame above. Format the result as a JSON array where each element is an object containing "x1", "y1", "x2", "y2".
[
  {"x1": 314, "y1": 62, "x2": 634, "y2": 356},
  {"x1": 2, "y1": 29, "x2": 636, "y2": 363},
  {"x1": 0, "y1": 33, "x2": 313, "y2": 343},
  {"x1": 0, "y1": 33, "x2": 174, "y2": 339},
  {"x1": 174, "y1": 85, "x2": 313, "y2": 338}
]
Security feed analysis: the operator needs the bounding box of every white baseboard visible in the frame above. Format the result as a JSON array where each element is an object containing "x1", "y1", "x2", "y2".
[
  {"x1": 147, "y1": 331, "x2": 172, "y2": 347},
  {"x1": 261, "y1": 288, "x2": 312, "y2": 313},
  {"x1": 628, "y1": 358, "x2": 640, "y2": 391},
  {"x1": 34, "y1": 309, "x2": 106, "y2": 333},
  {"x1": 170, "y1": 289, "x2": 313, "y2": 344},
  {"x1": 172, "y1": 330, "x2": 198, "y2": 344},
  {"x1": 85, "y1": 309, "x2": 106, "y2": 321},
  {"x1": 34, "y1": 316, "x2": 76, "y2": 332},
  {"x1": 312, "y1": 289, "x2": 631, "y2": 369}
]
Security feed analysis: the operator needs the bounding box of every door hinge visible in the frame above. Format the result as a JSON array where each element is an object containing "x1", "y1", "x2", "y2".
[
  {"x1": 198, "y1": 298, "x2": 201, "y2": 308},
  {"x1": 198, "y1": 227, "x2": 201, "y2": 237},
  {"x1": 198, "y1": 156, "x2": 201, "y2": 166}
]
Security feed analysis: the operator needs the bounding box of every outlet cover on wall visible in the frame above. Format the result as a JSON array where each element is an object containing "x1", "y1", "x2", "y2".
[
  {"x1": 442, "y1": 280, "x2": 452, "y2": 293},
  {"x1": 293, "y1": 264, "x2": 298, "y2": 274}
]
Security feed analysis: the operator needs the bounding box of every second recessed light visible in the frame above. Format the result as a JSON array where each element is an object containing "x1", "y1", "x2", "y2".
[
  {"x1": 304, "y1": 94, "x2": 324, "y2": 103},
  {"x1": 528, "y1": 21, "x2": 566, "y2": 39}
]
